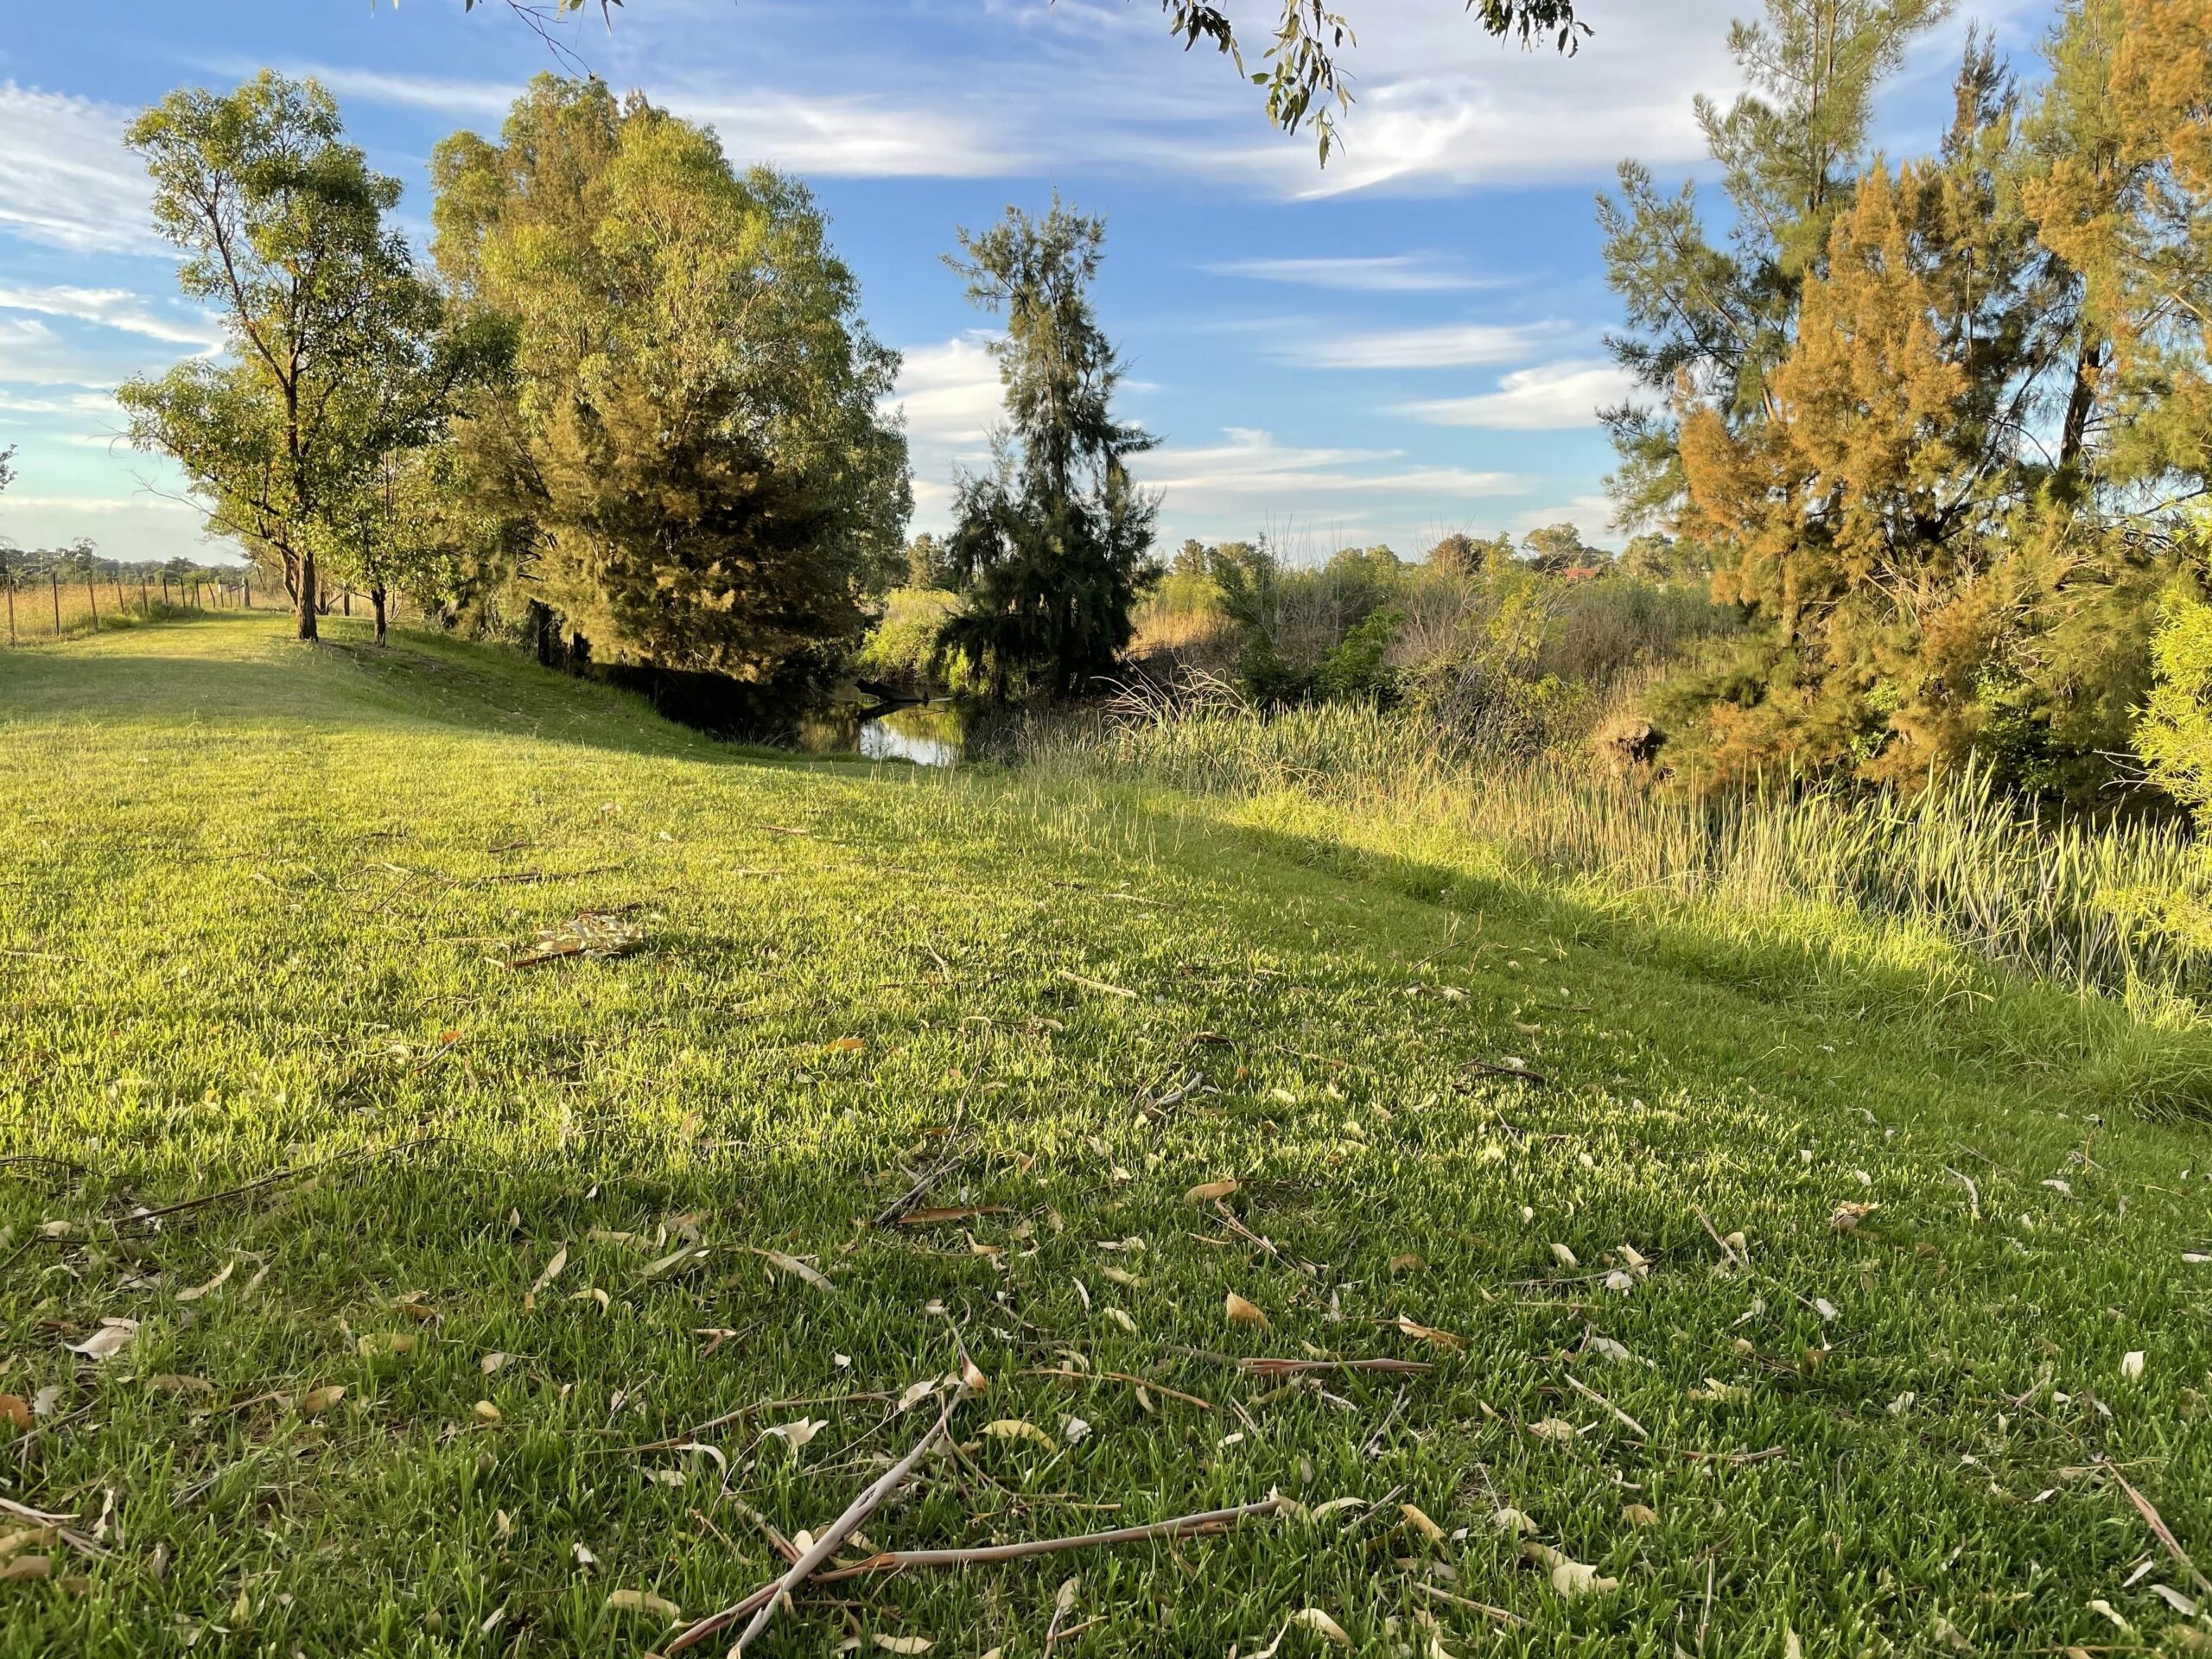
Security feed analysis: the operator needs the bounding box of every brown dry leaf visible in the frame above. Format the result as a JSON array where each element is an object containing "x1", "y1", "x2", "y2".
[
  {"x1": 297, "y1": 1385, "x2": 346, "y2": 1417},
  {"x1": 753, "y1": 1248, "x2": 836, "y2": 1294},
  {"x1": 0, "y1": 1396, "x2": 29, "y2": 1432},
  {"x1": 358, "y1": 1332, "x2": 417, "y2": 1358},
  {"x1": 1225, "y1": 1292, "x2": 1270, "y2": 1329},
  {"x1": 175, "y1": 1261, "x2": 236, "y2": 1303},
  {"x1": 480, "y1": 1352, "x2": 508, "y2": 1375},
  {"x1": 64, "y1": 1319, "x2": 137, "y2": 1363},
  {"x1": 1831, "y1": 1201, "x2": 1878, "y2": 1234},
  {"x1": 959, "y1": 1353, "x2": 990, "y2": 1394},
  {"x1": 606, "y1": 1588, "x2": 682, "y2": 1619},
  {"x1": 1400, "y1": 1504, "x2": 1446, "y2": 1544},
  {"x1": 1100, "y1": 1266, "x2": 1143, "y2": 1288},
  {"x1": 982, "y1": 1418, "x2": 1058, "y2": 1452},
  {"x1": 1491, "y1": 1507, "x2": 1538, "y2": 1536},
  {"x1": 1528, "y1": 1417, "x2": 1579, "y2": 1444},
  {"x1": 530, "y1": 1246, "x2": 569, "y2": 1298},
  {"x1": 1395, "y1": 1313, "x2": 1465, "y2": 1350},
  {"x1": 473, "y1": 1400, "x2": 503, "y2": 1423},
  {"x1": 1185, "y1": 1179, "x2": 1240, "y2": 1204},
  {"x1": 827, "y1": 1037, "x2": 867, "y2": 1053},
  {"x1": 1388, "y1": 1255, "x2": 1423, "y2": 1275},
  {"x1": 1104, "y1": 1307, "x2": 1138, "y2": 1334},
  {"x1": 873, "y1": 1637, "x2": 933, "y2": 1655},
  {"x1": 0, "y1": 1529, "x2": 54, "y2": 1563},
  {"x1": 1622, "y1": 1503, "x2": 1660, "y2": 1529},
  {"x1": 1523, "y1": 1542, "x2": 1618, "y2": 1598},
  {"x1": 1290, "y1": 1608, "x2": 1351, "y2": 1647},
  {"x1": 0, "y1": 1555, "x2": 51, "y2": 1582}
]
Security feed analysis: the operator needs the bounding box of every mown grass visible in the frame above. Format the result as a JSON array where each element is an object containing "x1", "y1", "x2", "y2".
[{"x1": 3, "y1": 614, "x2": 2210, "y2": 1657}]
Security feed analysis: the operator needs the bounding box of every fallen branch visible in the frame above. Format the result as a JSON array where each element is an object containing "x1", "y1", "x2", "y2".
[
  {"x1": 0, "y1": 1497, "x2": 109, "y2": 1558},
  {"x1": 671, "y1": 1383, "x2": 969, "y2": 1655},
  {"x1": 632, "y1": 1390, "x2": 901, "y2": 1452},
  {"x1": 1460, "y1": 1058, "x2": 1548, "y2": 1085},
  {"x1": 873, "y1": 1141, "x2": 975, "y2": 1229},
  {"x1": 675, "y1": 1495, "x2": 1294, "y2": 1652},
  {"x1": 1237, "y1": 1357, "x2": 1432, "y2": 1377}
]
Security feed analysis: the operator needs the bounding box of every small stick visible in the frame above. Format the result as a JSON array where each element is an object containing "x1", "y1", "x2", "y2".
[
  {"x1": 1413, "y1": 1582, "x2": 1527, "y2": 1628},
  {"x1": 677, "y1": 1384, "x2": 969, "y2": 1655},
  {"x1": 1565, "y1": 1372, "x2": 1650, "y2": 1439},
  {"x1": 1022, "y1": 1366, "x2": 1214, "y2": 1412},
  {"x1": 874, "y1": 1142, "x2": 973, "y2": 1229},
  {"x1": 2103, "y1": 1459, "x2": 2212, "y2": 1597},
  {"x1": 1237, "y1": 1357, "x2": 1432, "y2": 1377},
  {"x1": 113, "y1": 1137, "x2": 433, "y2": 1233},
  {"x1": 1460, "y1": 1058, "x2": 1548, "y2": 1085},
  {"x1": 1056, "y1": 968, "x2": 1137, "y2": 1000},
  {"x1": 632, "y1": 1390, "x2": 903, "y2": 1453},
  {"x1": 670, "y1": 1497, "x2": 1290, "y2": 1652}
]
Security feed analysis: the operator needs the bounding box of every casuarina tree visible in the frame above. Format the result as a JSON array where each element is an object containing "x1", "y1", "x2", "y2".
[{"x1": 938, "y1": 199, "x2": 1160, "y2": 698}]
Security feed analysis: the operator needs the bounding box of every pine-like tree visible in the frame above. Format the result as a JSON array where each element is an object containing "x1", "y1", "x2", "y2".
[{"x1": 937, "y1": 200, "x2": 1160, "y2": 697}]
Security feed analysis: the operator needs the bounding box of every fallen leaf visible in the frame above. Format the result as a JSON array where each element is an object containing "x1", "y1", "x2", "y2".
[
  {"x1": 828, "y1": 1037, "x2": 867, "y2": 1053},
  {"x1": 1491, "y1": 1507, "x2": 1539, "y2": 1535},
  {"x1": 0, "y1": 1396, "x2": 29, "y2": 1432},
  {"x1": 480, "y1": 1352, "x2": 508, "y2": 1375},
  {"x1": 0, "y1": 1555, "x2": 52, "y2": 1582},
  {"x1": 873, "y1": 1637, "x2": 932, "y2": 1655},
  {"x1": 0, "y1": 1529, "x2": 54, "y2": 1562},
  {"x1": 1528, "y1": 1417, "x2": 1579, "y2": 1443},
  {"x1": 606, "y1": 1588, "x2": 682, "y2": 1619},
  {"x1": 1104, "y1": 1308, "x2": 1138, "y2": 1333},
  {"x1": 766, "y1": 1418, "x2": 827, "y2": 1452},
  {"x1": 2121, "y1": 1351, "x2": 2145, "y2": 1381},
  {"x1": 64, "y1": 1319, "x2": 137, "y2": 1363},
  {"x1": 1185, "y1": 1179, "x2": 1240, "y2": 1204},
  {"x1": 754, "y1": 1249, "x2": 835, "y2": 1294},
  {"x1": 1400, "y1": 1504, "x2": 1445, "y2": 1544},
  {"x1": 1550, "y1": 1243, "x2": 1580, "y2": 1269},
  {"x1": 1291, "y1": 1608, "x2": 1351, "y2": 1647},
  {"x1": 473, "y1": 1399, "x2": 502, "y2": 1423},
  {"x1": 1523, "y1": 1543, "x2": 1618, "y2": 1598},
  {"x1": 982, "y1": 1418, "x2": 1058, "y2": 1452},
  {"x1": 1063, "y1": 1416, "x2": 1092, "y2": 1445},
  {"x1": 1395, "y1": 1313, "x2": 1465, "y2": 1349},
  {"x1": 176, "y1": 1261, "x2": 236, "y2": 1303},
  {"x1": 530, "y1": 1246, "x2": 569, "y2": 1297},
  {"x1": 297, "y1": 1385, "x2": 346, "y2": 1416},
  {"x1": 1225, "y1": 1292, "x2": 1270, "y2": 1329},
  {"x1": 1622, "y1": 1503, "x2": 1659, "y2": 1529}
]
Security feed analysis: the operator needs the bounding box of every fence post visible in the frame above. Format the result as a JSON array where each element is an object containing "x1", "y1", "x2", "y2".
[
  {"x1": 86, "y1": 573, "x2": 99, "y2": 630},
  {"x1": 244, "y1": 575, "x2": 251, "y2": 609},
  {"x1": 141, "y1": 578, "x2": 149, "y2": 618},
  {"x1": 4, "y1": 565, "x2": 13, "y2": 648},
  {"x1": 52, "y1": 571, "x2": 61, "y2": 636}
]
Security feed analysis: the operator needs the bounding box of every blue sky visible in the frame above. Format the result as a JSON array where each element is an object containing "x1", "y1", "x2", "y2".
[{"x1": 0, "y1": 0, "x2": 2051, "y2": 565}]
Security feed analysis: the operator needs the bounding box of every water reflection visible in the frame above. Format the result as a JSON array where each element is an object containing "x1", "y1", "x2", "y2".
[{"x1": 799, "y1": 702, "x2": 967, "y2": 766}]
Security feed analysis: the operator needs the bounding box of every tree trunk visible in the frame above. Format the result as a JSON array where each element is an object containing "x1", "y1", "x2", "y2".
[
  {"x1": 372, "y1": 584, "x2": 388, "y2": 647},
  {"x1": 296, "y1": 549, "x2": 319, "y2": 642},
  {"x1": 2057, "y1": 337, "x2": 2105, "y2": 483}
]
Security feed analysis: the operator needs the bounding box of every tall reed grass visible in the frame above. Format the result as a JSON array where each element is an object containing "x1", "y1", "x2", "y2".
[{"x1": 1003, "y1": 686, "x2": 2209, "y2": 1006}]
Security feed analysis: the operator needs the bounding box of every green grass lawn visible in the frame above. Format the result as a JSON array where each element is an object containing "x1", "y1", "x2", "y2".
[{"x1": 3, "y1": 613, "x2": 2209, "y2": 1657}]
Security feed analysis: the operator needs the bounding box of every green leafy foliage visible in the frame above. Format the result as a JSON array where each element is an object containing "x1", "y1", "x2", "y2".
[{"x1": 431, "y1": 77, "x2": 910, "y2": 681}]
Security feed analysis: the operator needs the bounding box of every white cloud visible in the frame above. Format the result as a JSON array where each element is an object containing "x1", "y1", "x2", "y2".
[
  {"x1": 0, "y1": 285, "x2": 222, "y2": 350},
  {"x1": 1136, "y1": 426, "x2": 1525, "y2": 507},
  {"x1": 1205, "y1": 254, "x2": 1497, "y2": 292},
  {"x1": 887, "y1": 334, "x2": 1003, "y2": 449},
  {"x1": 1278, "y1": 319, "x2": 1567, "y2": 371},
  {"x1": 0, "y1": 84, "x2": 156, "y2": 254},
  {"x1": 1397, "y1": 359, "x2": 1637, "y2": 429},
  {"x1": 1512, "y1": 493, "x2": 1619, "y2": 541}
]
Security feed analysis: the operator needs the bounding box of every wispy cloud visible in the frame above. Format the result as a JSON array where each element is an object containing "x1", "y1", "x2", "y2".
[
  {"x1": 1397, "y1": 359, "x2": 1637, "y2": 429},
  {"x1": 1275, "y1": 319, "x2": 1567, "y2": 371},
  {"x1": 1205, "y1": 254, "x2": 1498, "y2": 292},
  {"x1": 0, "y1": 83, "x2": 156, "y2": 254},
  {"x1": 1137, "y1": 427, "x2": 1525, "y2": 505},
  {"x1": 0, "y1": 285, "x2": 222, "y2": 350},
  {"x1": 888, "y1": 334, "x2": 1004, "y2": 449}
]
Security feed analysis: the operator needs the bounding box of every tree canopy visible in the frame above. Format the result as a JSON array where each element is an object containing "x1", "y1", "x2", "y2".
[{"x1": 431, "y1": 76, "x2": 910, "y2": 681}]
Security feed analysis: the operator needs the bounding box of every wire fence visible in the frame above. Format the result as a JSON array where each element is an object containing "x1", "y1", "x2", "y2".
[{"x1": 0, "y1": 569, "x2": 412, "y2": 646}]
